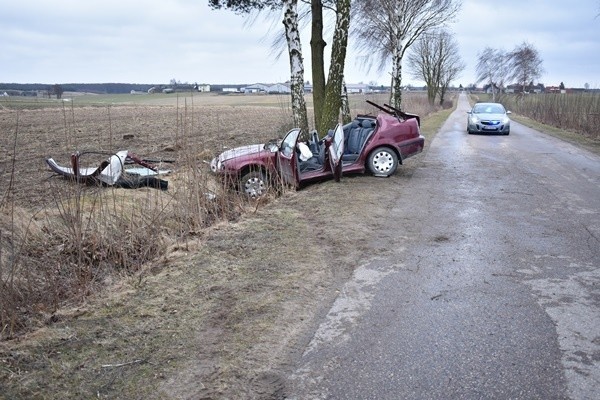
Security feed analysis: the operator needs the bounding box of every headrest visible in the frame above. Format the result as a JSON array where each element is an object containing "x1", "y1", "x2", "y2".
[{"x1": 361, "y1": 119, "x2": 374, "y2": 128}]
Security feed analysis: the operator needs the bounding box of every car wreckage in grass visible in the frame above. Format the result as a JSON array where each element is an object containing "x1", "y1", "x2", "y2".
[
  {"x1": 210, "y1": 101, "x2": 425, "y2": 197},
  {"x1": 46, "y1": 150, "x2": 171, "y2": 190}
]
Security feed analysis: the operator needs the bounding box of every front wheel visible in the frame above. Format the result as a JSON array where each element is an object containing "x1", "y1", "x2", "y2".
[
  {"x1": 367, "y1": 147, "x2": 398, "y2": 176},
  {"x1": 240, "y1": 171, "x2": 269, "y2": 198}
]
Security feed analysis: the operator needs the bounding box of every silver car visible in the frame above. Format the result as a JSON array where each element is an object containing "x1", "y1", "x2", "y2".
[{"x1": 467, "y1": 102, "x2": 511, "y2": 135}]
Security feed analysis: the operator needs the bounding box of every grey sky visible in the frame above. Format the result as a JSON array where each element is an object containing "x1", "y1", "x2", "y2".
[{"x1": 1, "y1": 0, "x2": 598, "y2": 88}]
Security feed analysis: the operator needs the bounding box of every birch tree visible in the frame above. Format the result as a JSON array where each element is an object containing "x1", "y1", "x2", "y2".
[
  {"x1": 475, "y1": 47, "x2": 509, "y2": 102},
  {"x1": 353, "y1": 0, "x2": 461, "y2": 109},
  {"x1": 508, "y1": 42, "x2": 544, "y2": 93},
  {"x1": 282, "y1": 0, "x2": 308, "y2": 133}
]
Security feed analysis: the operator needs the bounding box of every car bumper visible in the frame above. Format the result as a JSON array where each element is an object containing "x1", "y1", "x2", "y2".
[
  {"x1": 467, "y1": 123, "x2": 510, "y2": 134},
  {"x1": 398, "y1": 135, "x2": 425, "y2": 160}
]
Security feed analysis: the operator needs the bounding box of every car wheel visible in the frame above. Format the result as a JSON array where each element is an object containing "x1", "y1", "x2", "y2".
[
  {"x1": 505, "y1": 129, "x2": 510, "y2": 135},
  {"x1": 367, "y1": 147, "x2": 398, "y2": 176},
  {"x1": 240, "y1": 171, "x2": 268, "y2": 198}
]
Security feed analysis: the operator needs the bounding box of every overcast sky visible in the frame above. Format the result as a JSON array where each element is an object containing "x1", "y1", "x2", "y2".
[{"x1": 1, "y1": 0, "x2": 599, "y2": 88}]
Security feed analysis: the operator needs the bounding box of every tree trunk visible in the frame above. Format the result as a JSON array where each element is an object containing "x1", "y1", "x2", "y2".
[
  {"x1": 310, "y1": 0, "x2": 326, "y2": 131},
  {"x1": 438, "y1": 84, "x2": 447, "y2": 106},
  {"x1": 390, "y1": 42, "x2": 403, "y2": 109},
  {"x1": 341, "y1": 81, "x2": 351, "y2": 124},
  {"x1": 390, "y1": 5, "x2": 403, "y2": 110},
  {"x1": 283, "y1": 0, "x2": 309, "y2": 136},
  {"x1": 319, "y1": 0, "x2": 350, "y2": 134}
]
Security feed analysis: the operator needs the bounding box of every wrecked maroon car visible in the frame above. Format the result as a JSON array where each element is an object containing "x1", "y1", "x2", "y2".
[{"x1": 209, "y1": 101, "x2": 424, "y2": 197}]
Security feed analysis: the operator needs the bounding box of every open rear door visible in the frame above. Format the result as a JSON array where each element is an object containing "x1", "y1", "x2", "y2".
[{"x1": 329, "y1": 124, "x2": 344, "y2": 182}]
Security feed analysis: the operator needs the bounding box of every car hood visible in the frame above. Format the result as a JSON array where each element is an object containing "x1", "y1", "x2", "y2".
[
  {"x1": 218, "y1": 144, "x2": 265, "y2": 161},
  {"x1": 473, "y1": 113, "x2": 507, "y2": 120}
]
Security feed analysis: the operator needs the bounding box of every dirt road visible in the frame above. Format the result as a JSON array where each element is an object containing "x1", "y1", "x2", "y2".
[{"x1": 283, "y1": 93, "x2": 600, "y2": 399}]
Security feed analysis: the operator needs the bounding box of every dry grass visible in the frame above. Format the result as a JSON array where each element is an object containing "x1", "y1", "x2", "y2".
[{"x1": 1, "y1": 94, "x2": 292, "y2": 339}]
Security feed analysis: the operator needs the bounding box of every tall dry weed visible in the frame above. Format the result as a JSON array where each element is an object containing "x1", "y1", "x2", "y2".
[
  {"x1": 499, "y1": 92, "x2": 600, "y2": 139},
  {"x1": 0, "y1": 94, "x2": 292, "y2": 339}
]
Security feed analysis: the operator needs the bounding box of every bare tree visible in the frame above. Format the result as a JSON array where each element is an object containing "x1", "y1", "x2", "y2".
[
  {"x1": 508, "y1": 41, "x2": 544, "y2": 93},
  {"x1": 475, "y1": 47, "x2": 509, "y2": 102},
  {"x1": 437, "y1": 34, "x2": 464, "y2": 106},
  {"x1": 353, "y1": 0, "x2": 461, "y2": 109},
  {"x1": 407, "y1": 30, "x2": 464, "y2": 106}
]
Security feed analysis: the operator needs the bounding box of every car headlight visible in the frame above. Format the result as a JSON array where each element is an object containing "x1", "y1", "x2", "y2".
[
  {"x1": 470, "y1": 115, "x2": 480, "y2": 124},
  {"x1": 210, "y1": 157, "x2": 224, "y2": 172},
  {"x1": 502, "y1": 117, "x2": 510, "y2": 124}
]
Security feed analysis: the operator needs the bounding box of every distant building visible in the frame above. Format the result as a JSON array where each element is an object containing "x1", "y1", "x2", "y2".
[
  {"x1": 345, "y1": 83, "x2": 371, "y2": 94},
  {"x1": 195, "y1": 84, "x2": 210, "y2": 92},
  {"x1": 506, "y1": 83, "x2": 545, "y2": 94},
  {"x1": 241, "y1": 83, "x2": 291, "y2": 94}
]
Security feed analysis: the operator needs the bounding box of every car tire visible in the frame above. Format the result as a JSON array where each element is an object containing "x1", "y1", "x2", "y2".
[
  {"x1": 505, "y1": 129, "x2": 510, "y2": 135},
  {"x1": 367, "y1": 147, "x2": 398, "y2": 176},
  {"x1": 240, "y1": 171, "x2": 268, "y2": 198}
]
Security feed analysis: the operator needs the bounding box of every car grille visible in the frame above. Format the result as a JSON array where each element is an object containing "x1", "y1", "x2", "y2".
[{"x1": 481, "y1": 120, "x2": 500, "y2": 126}]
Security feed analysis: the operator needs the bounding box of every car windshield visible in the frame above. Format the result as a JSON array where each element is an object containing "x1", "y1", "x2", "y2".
[
  {"x1": 473, "y1": 104, "x2": 505, "y2": 114},
  {"x1": 280, "y1": 128, "x2": 301, "y2": 157}
]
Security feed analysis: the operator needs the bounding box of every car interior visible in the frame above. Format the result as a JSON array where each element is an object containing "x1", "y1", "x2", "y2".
[{"x1": 296, "y1": 117, "x2": 377, "y2": 173}]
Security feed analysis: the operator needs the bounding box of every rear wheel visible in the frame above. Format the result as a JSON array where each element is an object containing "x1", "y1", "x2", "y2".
[
  {"x1": 367, "y1": 147, "x2": 398, "y2": 176},
  {"x1": 240, "y1": 171, "x2": 268, "y2": 198}
]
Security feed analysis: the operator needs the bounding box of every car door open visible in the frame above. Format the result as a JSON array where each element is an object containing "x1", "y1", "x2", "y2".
[{"x1": 329, "y1": 124, "x2": 344, "y2": 182}]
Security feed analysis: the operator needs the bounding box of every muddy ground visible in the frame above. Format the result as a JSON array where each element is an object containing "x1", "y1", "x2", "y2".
[{"x1": 0, "y1": 94, "x2": 441, "y2": 399}]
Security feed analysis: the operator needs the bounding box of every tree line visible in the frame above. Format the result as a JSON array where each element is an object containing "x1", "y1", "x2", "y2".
[{"x1": 0, "y1": 83, "x2": 157, "y2": 95}]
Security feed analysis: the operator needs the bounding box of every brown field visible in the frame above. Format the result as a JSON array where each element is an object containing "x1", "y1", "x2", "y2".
[{"x1": 0, "y1": 91, "x2": 442, "y2": 398}]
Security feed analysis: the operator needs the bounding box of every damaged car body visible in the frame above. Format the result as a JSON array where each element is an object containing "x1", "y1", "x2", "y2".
[
  {"x1": 46, "y1": 150, "x2": 171, "y2": 190},
  {"x1": 210, "y1": 101, "x2": 425, "y2": 197}
]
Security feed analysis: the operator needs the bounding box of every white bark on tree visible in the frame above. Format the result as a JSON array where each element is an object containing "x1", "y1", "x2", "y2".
[{"x1": 282, "y1": 0, "x2": 309, "y2": 134}]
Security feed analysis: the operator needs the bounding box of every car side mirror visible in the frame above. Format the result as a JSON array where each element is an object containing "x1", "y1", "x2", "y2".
[
  {"x1": 264, "y1": 139, "x2": 280, "y2": 153},
  {"x1": 506, "y1": 110, "x2": 512, "y2": 114}
]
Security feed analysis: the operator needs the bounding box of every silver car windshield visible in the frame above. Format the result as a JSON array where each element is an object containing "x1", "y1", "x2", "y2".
[{"x1": 473, "y1": 104, "x2": 505, "y2": 114}]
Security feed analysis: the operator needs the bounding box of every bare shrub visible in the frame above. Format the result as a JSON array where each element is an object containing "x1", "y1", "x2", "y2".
[
  {"x1": 0, "y1": 95, "x2": 293, "y2": 339},
  {"x1": 498, "y1": 92, "x2": 600, "y2": 139}
]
